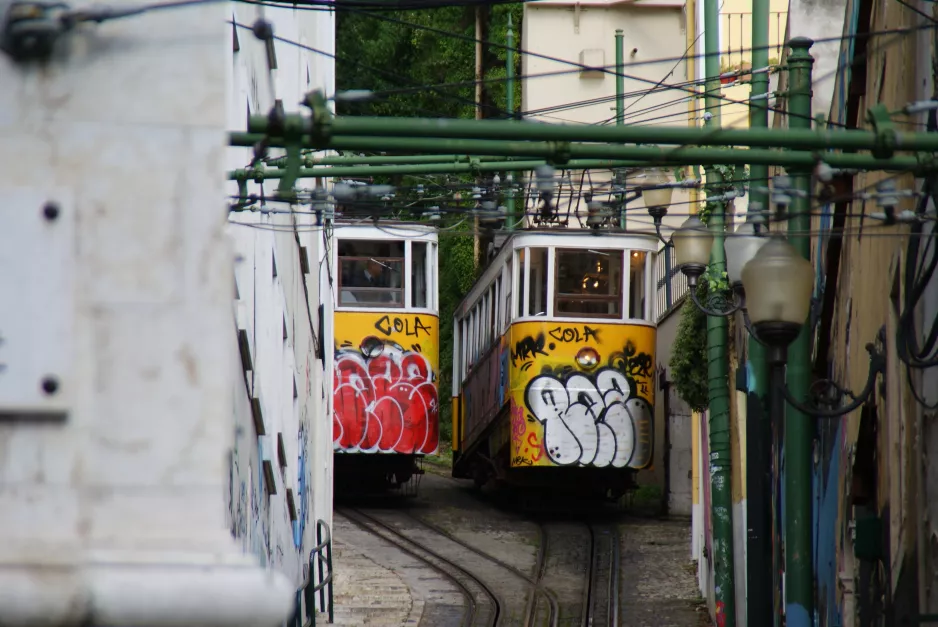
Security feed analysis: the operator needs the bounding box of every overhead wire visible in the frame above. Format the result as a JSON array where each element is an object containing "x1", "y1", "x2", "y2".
[{"x1": 229, "y1": 19, "x2": 502, "y2": 118}]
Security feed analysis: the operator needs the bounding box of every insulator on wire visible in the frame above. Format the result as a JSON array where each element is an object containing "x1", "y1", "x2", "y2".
[
  {"x1": 772, "y1": 174, "x2": 793, "y2": 209},
  {"x1": 535, "y1": 165, "x2": 555, "y2": 193}
]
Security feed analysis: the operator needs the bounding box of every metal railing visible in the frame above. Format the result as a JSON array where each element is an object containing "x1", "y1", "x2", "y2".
[
  {"x1": 720, "y1": 11, "x2": 788, "y2": 72},
  {"x1": 291, "y1": 519, "x2": 334, "y2": 627},
  {"x1": 655, "y1": 245, "x2": 689, "y2": 322}
]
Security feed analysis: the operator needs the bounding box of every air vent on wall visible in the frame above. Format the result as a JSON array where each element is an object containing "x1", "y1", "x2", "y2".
[{"x1": 579, "y1": 49, "x2": 605, "y2": 79}]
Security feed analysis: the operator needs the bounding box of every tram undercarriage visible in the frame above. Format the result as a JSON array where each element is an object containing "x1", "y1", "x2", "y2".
[{"x1": 334, "y1": 453, "x2": 426, "y2": 496}]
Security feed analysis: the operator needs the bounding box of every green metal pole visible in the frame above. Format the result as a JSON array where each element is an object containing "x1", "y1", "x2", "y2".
[
  {"x1": 247, "y1": 110, "x2": 938, "y2": 153},
  {"x1": 228, "y1": 132, "x2": 932, "y2": 171},
  {"x1": 267, "y1": 154, "x2": 512, "y2": 167},
  {"x1": 746, "y1": 0, "x2": 773, "y2": 625},
  {"x1": 616, "y1": 29, "x2": 627, "y2": 229},
  {"x1": 615, "y1": 29, "x2": 625, "y2": 126},
  {"x1": 703, "y1": 0, "x2": 737, "y2": 621},
  {"x1": 228, "y1": 159, "x2": 651, "y2": 181},
  {"x1": 783, "y1": 36, "x2": 816, "y2": 627},
  {"x1": 506, "y1": 15, "x2": 516, "y2": 232}
]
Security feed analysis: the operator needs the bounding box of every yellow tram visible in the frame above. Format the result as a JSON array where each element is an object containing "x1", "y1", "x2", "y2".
[
  {"x1": 331, "y1": 222, "x2": 440, "y2": 493},
  {"x1": 451, "y1": 230, "x2": 658, "y2": 500}
]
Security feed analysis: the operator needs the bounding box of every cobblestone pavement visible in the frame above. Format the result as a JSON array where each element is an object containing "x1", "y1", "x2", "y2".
[
  {"x1": 328, "y1": 467, "x2": 711, "y2": 627},
  {"x1": 617, "y1": 517, "x2": 711, "y2": 626}
]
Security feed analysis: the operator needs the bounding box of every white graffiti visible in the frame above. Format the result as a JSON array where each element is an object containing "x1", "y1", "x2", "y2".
[{"x1": 524, "y1": 368, "x2": 652, "y2": 468}]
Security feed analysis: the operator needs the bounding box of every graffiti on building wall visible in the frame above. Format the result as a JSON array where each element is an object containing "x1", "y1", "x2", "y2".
[
  {"x1": 508, "y1": 322, "x2": 655, "y2": 469},
  {"x1": 332, "y1": 311, "x2": 440, "y2": 455},
  {"x1": 227, "y1": 425, "x2": 249, "y2": 550},
  {"x1": 295, "y1": 420, "x2": 311, "y2": 548}
]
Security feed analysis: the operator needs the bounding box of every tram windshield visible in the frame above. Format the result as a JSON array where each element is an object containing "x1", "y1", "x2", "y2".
[
  {"x1": 555, "y1": 248, "x2": 623, "y2": 319},
  {"x1": 338, "y1": 240, "x2": 404, "y2": 306}
]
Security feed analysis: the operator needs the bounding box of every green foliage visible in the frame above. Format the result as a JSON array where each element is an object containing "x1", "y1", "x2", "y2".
[
  {"x1": 336, "y1": 4, "x2": 523, "y2": 119},
  {"x1": 437, "y1": 223, "x2": 480, "y2": 446},
  {"x1": 701, "y1": 265, "x2": 730, "y2": 294},
  {"x1": 697, "y1": 158, "x2": 748, "y2": 225},
  {"x1": 669, "y1": 282, "x2": 709, "y2": 412}
]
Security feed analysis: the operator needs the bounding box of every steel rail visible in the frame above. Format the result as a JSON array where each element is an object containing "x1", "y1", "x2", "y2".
[
  {"x1": 404, "y1": 512, "x2": 559, "y2": 627},
  {"x1": 341, "y1": 507, "x2": 501, "y2": 627}
]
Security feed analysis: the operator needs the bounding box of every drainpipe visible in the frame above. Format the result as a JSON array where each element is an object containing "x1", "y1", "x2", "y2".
[
  {"x1": 783, "y1": 37, "x2": 816, "y2": 627},
  {"x1": 616, "y1": 28, "x2": 626, "y2": 230},
  {"x1": 746, "y1": 0, "x2": 774, "y2": 625},
  {"x1": 703, "y1": 0, "x2": 737, "y2": 621}
]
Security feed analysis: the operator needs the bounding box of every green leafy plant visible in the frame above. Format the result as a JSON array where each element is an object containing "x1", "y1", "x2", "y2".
[
  {"x1": 669, "y1": 282, "x2": 709, "y2": 412},
  {"x1": 701, "y1": 265, "x2": 730, "y2": 294},
  {"x1": 437, "y1": 223, "x2": 481, "y2": 449}
]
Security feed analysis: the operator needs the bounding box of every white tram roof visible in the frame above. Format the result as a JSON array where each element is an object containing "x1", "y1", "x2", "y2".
[
  {"x1": 455, "y1": 228, "x2": 660, "y2": 319},
  {"x1": 331, "y1": 221, "x2": 438, "y2": 242}
]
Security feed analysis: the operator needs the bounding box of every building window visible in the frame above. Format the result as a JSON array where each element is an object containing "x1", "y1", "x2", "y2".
[
  {"x1": 554, "y1": 248, "x2": 623, "y2": 319},
  {"x1": 337, "y1": 240, "x2": 404, "y2": 307}
]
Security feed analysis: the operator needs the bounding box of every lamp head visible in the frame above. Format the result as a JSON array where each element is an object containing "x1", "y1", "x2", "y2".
[
  {"x1": 725, "y1": 219, "x2": 768, "y2": 286},
  {"x1": 642, "y1": 168, "x2": 674, "y2": 220},
  {"x1": 741, "y1": 234, "x2": 814, "y2": 349},
  {"x1": 672, "y1": 215, "x2": 713, "y2": 284}
]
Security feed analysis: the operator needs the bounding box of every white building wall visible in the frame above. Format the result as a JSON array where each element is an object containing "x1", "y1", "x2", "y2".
[
  {"x1": 225, "y1": 0, "x2": 336, "y2": 608},
  {"x1": 0, "y1": 1, "x2": 296, "y2": 625},
  {"x1": 520, "y1": 0, "x2": 694, "y2": 238}
]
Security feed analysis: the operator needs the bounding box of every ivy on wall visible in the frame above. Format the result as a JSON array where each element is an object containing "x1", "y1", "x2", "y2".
[
  {"x1": 669, "y1": 282, "x2": 710, "y2": 412},
  {"x1": 668, "y1": 161, "x2": 744, "y2": 411}
]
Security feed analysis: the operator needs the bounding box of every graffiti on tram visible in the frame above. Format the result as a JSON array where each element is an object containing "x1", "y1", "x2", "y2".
[
  {"x1": 507, "y1": 322, "x2": 655, "y2": 470},
  {"x1": 333, "y1": 312, "x2": 440, "y2": 455}
]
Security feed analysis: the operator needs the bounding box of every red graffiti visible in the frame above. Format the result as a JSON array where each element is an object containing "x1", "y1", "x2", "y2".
[
  {"x1": 333, "y1": 343, "x2": 438, "y2": 454},
  {"x1": 715, "y1": 601, "x2": 726, "y2": 627},
  {"x1": 511, "y1": 405, "x2": 526, "y2": 449},
  {"x1": 526, "y1": 432, "x2": 544, "y2": 462}
]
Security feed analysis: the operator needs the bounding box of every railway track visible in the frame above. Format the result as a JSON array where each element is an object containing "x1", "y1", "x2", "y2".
[
  {"x1": 535, "y1": 522, "x2": 620, "y2": 627},
  {"x1": 403, "y1": 511, "x2": 559, "y2": 627},
  {"x1": 582, "y1": 523, "x2": 620, "y2": 627},
  {"x1": 338, "y1": 507, "x2": 501, "y2": 627},
  {"x1": 339, "y1": 502, "x2": 619, "y2": 627}
]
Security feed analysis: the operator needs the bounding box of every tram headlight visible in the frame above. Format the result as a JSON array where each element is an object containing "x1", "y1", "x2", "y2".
[{"x1": 576, "y1": 347, "x2": 600, "y2": 370}]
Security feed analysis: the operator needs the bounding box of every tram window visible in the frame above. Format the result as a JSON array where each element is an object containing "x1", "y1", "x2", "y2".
[
  {"x1": 462, "y1": 318, "x2": 469, "y2": 380},
  {"x1": 494, "y1": 277, "x2": 503, "y2": 333},
  {"x1": 528, "y1": 248, "x2": 548, "y2": 316},
  {"x1": 629, "y1": 251, "x2": 647, "y2": 319},
  {"x1": 515, "y1": 249, "x2": 524, "y2": 319},
  {"x1": 503, "y1": 259, "x2": 513, "y2": 331},
  {"x1": 554, "y1": 249, "x2": 623, "y2": 319},
  {"x1": 337, "y1": 240, "x2": 404, "y2": 307},
  {"x1": 490, "y1": 283, "x2": 498, "y2": 344},
  {"x1": 412, "y1": 242, "x2": 428, "y2": 308}
]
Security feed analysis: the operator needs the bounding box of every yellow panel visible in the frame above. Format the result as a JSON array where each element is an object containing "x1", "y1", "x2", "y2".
[
  {"x1": 507, "y1": 321, "x2": 656, "y2": 469},
  {"x1": 333, "y1": 311, "x2": 439, "y2": 455}
]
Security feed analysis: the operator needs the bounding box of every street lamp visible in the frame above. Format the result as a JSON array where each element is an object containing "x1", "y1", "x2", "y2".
[
  {"x1": 741, "y1": 234, "x2": 814, "y2": 356},
  {"x1": 672, "y1": 216, "x2": 766, "y2": 317},
  {"x1": 742, "y1": 234, "x2": 886, "y2": 418},
  {"x1": 642, "y1": 168, "x2": 674, "y2": 246}
]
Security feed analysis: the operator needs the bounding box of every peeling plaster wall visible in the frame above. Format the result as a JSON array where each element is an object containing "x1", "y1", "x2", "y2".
[
  {"x1": 786, "y1": 0, "x2": 849, "y2": 120},
  {"x1": 808, "y1": 0, "x2": 935, "y2": 622},
  {"x1": 224, "y1": 0, "x2": 335, "y2": 595}
]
